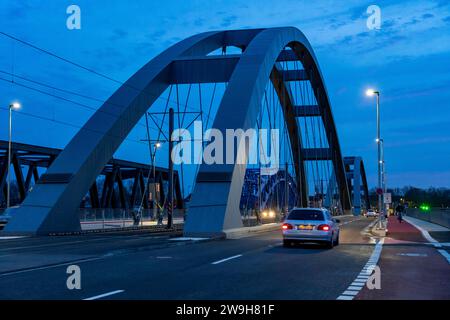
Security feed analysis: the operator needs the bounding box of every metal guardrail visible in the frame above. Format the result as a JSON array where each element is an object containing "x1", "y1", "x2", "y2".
[{"x1": 406, "y1": 208, "x2": 450, "y2": 229}]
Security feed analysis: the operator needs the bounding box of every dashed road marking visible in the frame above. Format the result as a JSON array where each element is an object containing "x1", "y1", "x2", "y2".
[
  {"x1": 0, "y1": 236, "x2": 28, "y2": 240},
  {"x1": 336, "y1": 238, "x2": 384, "y2": 301},
  {"x1": 397, "y1": 253, "x2": 428, "y2": 257},
  {"x1": 169, "y1": 237, "x2": 209, "y2": 241},
  {"x1": 83, "y1": 290, "x2": 124, "y2": 300},
  {"x1": 211, "y1": 254, "x2": 243, "y2": 265}
]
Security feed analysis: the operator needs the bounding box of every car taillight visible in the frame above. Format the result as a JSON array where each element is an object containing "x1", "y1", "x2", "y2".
[
  {"x1": 282, "y1": 223, "x2": 293, "y2": 230},
  {"x1": 317, "y1": 224, "x2": 330, "y2": 231}
]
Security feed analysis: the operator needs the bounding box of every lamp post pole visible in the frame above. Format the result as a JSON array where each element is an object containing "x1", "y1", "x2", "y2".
[
  {"x1": 366, "y1": 90, "x2": 384, "y2": 228},
  {"x1": 375, "y1": 92, "x2": 383, "y2": 221},
  {"x1": 152, "y1": 144, "x2": 157, "y2": 220},
  {"x1": 167, "y1": 108, "x2": 174, "y2": 229},
  {"x1": 7, "y1": 103, "x2": 21, "y2": 208},
  {"x1": 7, "y1": 106, "x2": 13, "y2": 209}
]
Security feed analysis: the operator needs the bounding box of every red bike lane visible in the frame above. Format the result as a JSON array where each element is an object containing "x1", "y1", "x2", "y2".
[{"x1": 356, "y1": 216, "x2": 450, "y2": 300}]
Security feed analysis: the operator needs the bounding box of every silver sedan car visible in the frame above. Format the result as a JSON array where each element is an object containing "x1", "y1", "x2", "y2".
[{"x1": 282, "y1": 208, "x2": 340, "y2": 248}]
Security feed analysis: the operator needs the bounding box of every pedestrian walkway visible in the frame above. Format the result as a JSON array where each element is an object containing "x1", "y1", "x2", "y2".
[{"x1": 403, "y1": 215, "x2": 449, "y2": 232}]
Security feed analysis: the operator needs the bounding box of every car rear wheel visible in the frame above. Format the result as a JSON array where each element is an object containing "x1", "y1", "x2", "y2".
[
  {"x1": 334, "y1": 232, "x2": 340, "y2": 246},
  {"x1": 283, "y1": 239, "x2": 291, "y2": 247},
  {"x1": 326, "y1": 234, "x2": 334, "y2": 249}
]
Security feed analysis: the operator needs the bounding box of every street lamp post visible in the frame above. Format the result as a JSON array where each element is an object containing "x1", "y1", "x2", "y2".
[
  {"x1": 7, "y1": 102, "x2": 21, "y2": 209},
  {"x1": 151, "y1": 142, "x2": 161, "y2": 221},
  {"x1": 380, "y1": 138, "x2": 387, "y2": 213},
  {"x1": 366, "y1": 89, "x2": 384, "y2": 227}
]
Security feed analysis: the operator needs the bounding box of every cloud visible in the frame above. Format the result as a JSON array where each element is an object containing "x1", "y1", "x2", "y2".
[
  {"x1": 109, "y1": 29, "x2": 128, "y2": 42},
  {"x1": 221, "y1": 15, "x2": 238, "y2": 28}
]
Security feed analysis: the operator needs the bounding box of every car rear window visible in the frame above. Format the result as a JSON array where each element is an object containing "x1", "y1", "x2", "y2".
[{"x1": 288, "y1": 210, "x2": 324, "y2": 221}]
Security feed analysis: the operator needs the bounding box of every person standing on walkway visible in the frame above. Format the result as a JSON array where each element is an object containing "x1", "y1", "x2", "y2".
[{"x1": 395, "y1": 203, "x2": 404, "y2": 223}]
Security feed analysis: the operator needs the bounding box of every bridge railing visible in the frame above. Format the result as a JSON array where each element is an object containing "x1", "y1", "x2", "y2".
[
  {"x1": 406, "y1": 208, "x2": 450, "y2": 229},
  {"x1": 79, "y1": 208, "x2": 185, "y2": 230}
]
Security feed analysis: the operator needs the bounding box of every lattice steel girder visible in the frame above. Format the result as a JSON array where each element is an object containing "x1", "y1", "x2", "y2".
[
  {"x1": 294, "y1": 105, "x2": 321, "y2": 117},
  {"x1": 343, "y1": 156, "x2": 370, "y2": 212}
]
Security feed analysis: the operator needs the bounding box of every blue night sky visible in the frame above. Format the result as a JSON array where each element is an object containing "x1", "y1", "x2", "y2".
[{"x1": 0, "y1": 0, "x2": 449, "y2": 190}]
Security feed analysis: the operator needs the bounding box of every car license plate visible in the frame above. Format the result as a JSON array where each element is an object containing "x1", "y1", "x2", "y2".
[{"x1": 298, "y1": 225, "x2": 313, "y2": 230}]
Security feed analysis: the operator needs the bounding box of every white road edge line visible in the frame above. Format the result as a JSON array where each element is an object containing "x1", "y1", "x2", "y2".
[
  {"x1": 437, "y1": 249, "x2": 450, "y2": 264},
  {"x1": 336, "y1": 238, "x2": 384, "y2": 301},
  {"x1": 211, "y1": 254, "x2": 243, "y2": 265},
  {"x1": 83, "y1": 290, "x2": 124, "y2": 300},
  {"x1": 403, "y1": 217, "x2": 442, "y2": 248},
  {"x1": 403, "y1": 217, "x2": 450, "y2": 265},
  {"x1": 0, "y1": 257, "x2": 103, "y2": 277}
]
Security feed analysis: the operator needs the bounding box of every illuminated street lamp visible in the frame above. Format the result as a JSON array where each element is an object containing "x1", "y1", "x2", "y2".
[
  {"x1": 7, "y1": 102, "x2": 21, "y2": 208},
  {"x1": 366, "y1": 89, "x2": 384, "y2": 226}
]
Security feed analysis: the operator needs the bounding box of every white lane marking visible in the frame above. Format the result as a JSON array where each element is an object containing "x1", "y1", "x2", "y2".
[
  {"x1": 169, "y1": 237, "x2": 209, "y2": 241},
  {"x1": 351, "y1": 282, "x2": 365, "y2": 286},
  {"x1": 211, "y1": 254, "x2": 243, "y2": 265},
  {"x1": 403, "y1": 217, "x2": 450, "y2": 264},
  {"x1": 337, "y1": 295, "x2": 353, "y2": 300},
  {"x1": 83, "y1": 290, "x2": 124, "y2": 300},
  {"x1": 0, "y1": 236, "x2": 28, "y2": 240},
  {"x1": 437, "y1": 242, "x2": 450, "y2": 247},
  {"x1": 403, "y1": 217, "x2": 442, "y2": 248},
  {"x1": 348, "y1": 286, "x2": 363, "y2": 291},
  {"x1": 352, "y1": 279, "x2": 366, "y2": 283},
  {"x1": 156, "y1": 256, "x2": 172, "y2": 259},
  {"x1": 0, "y1": 232, "x2": 166, "y2": 252},
  {"x1": 437, "y1": 250, "x2": 450, "y2": 264},
  {"x1": 0, "y1": 238, "x2": 108, "y2": 252},
  {"x1": 397, "y1": 253, "x2": 428, "y2": 257},
  {"x1": 336, "y1": 238, "x2": 384, "y2": 301},
  {"x1": 0, "y1": 257, "x2": 103, "y2": 277}
]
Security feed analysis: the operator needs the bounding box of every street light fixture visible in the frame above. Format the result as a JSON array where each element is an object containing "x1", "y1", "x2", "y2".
[
  {"x1": 10, "y1": 102, "x2": 21, "y2": 110},
  {"x1": 7, "y1": 102, "x2": 21, "y2": 209}
]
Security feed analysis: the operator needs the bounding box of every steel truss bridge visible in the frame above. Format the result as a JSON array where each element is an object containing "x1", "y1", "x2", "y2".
[
  {"x1": 3, "y1": 27, "x2": 370, "y2": 236},
  {"x1": 0, "y1": 141, "x2": 183, "y2": 211}
]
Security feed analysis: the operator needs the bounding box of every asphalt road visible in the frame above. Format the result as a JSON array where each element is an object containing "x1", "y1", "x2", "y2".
[{"x1": 0, "y1": 215, "x2": 448, "y2": 300}]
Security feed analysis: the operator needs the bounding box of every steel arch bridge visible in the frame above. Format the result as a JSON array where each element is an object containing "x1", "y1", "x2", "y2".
[{"x1": 4, "y1": 27, "x2": 368, "y2": 236}]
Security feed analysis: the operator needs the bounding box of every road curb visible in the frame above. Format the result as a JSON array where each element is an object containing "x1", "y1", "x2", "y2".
[
  {"x1": 224, "y1": 223, "x2": 281, "y2": 239},
  {"x1": 369, "y1": 220, "x2": 386, "y2": 237}
]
